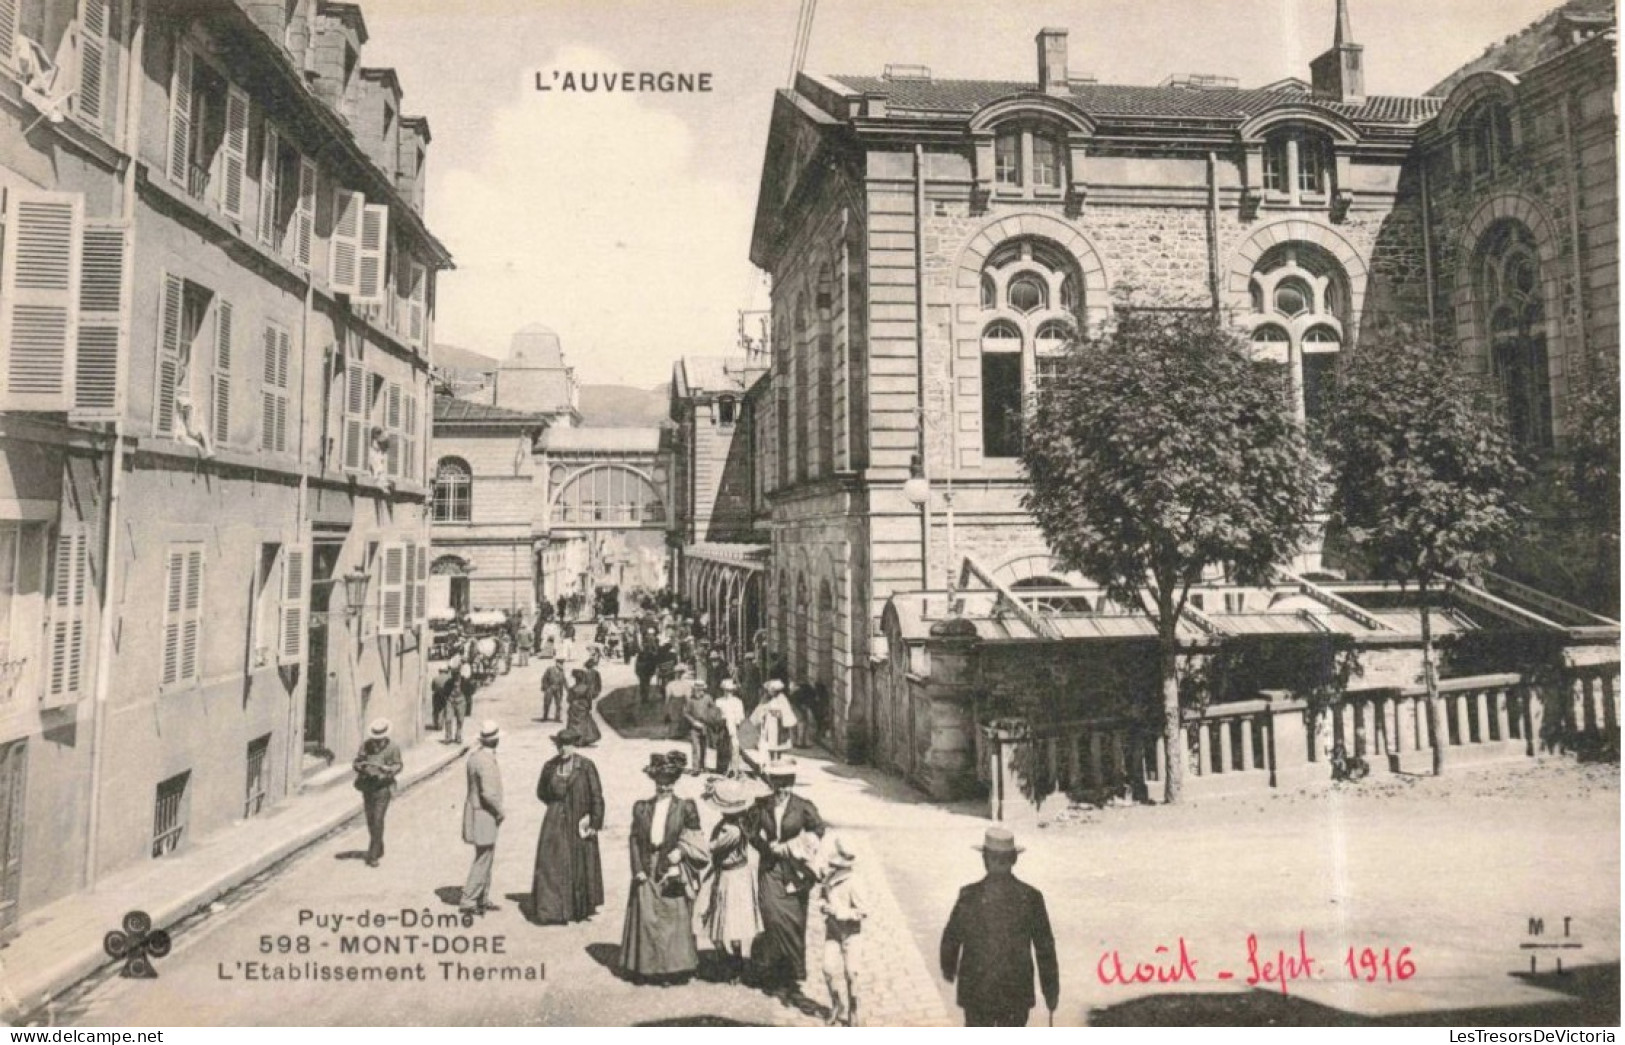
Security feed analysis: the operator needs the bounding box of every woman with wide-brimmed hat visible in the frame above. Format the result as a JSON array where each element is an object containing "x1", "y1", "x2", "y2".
[
  {"x1": 530, "y1": 728, "x2": 605, "y2": 925},
  {"x1": 748, "y1": 758, "x2": 825, "y2": 995},
  {"x1": 619, "y1": 751, "x2": 708, "y2": 983},
  {"x1": 701, "y1": 776, "x2": 769, "y2": 982}
]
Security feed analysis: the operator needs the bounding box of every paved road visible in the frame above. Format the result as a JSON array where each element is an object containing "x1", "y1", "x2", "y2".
[{"x1": 51, "y1": 654, "x2": 950, "y2": 1027}]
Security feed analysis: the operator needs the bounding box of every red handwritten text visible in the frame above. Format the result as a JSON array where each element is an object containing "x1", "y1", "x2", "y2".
[
  {"x1": 1095, "y1": 938, "x2": 1201, "y2": 985},
  {"x1": 1245, "y1": 931, "x2": 1318, "y2": 995}
]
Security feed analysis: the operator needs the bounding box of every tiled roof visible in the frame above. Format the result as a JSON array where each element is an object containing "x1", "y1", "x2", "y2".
[
  {"x1": 828, "y1": 75, "x2": 1442, "y2": 126},
  {"x1": 433, "y1": 396, "x2": 546, "y2": 425},
  {"x1": 679, "y1": 356, "x2": 749, "y2": 395}
]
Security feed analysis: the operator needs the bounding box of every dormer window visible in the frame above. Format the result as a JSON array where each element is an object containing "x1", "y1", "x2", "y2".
[
  {"x1": 717, "y1": 396, "x2": 738, "y2": 427},
  {"x1": 990, "y1": 123, "x2": 1067, "y2": 197},
  {"x1": 1261, "y1": 130, "x2": 1332, "y2": 205}
]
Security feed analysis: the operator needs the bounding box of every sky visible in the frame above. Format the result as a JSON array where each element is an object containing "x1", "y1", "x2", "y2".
[{"x1": 358, "y1": 0, "x2": 1570, "y2": 387}]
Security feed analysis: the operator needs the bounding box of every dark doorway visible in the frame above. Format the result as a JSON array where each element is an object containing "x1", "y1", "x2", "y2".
[{"x1": 303, "y1": 541, "x2": 343, "y2": 773}]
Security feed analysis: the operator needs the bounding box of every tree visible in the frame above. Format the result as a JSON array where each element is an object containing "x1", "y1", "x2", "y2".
[
  {"x1": 1321, "y1": 327, "x2": 1527, "y2": 776},
  {"x1": 1020, "y1": 306, "x2": 1320, "y2": 803}
]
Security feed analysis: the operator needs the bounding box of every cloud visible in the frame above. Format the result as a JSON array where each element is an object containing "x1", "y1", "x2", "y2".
[{"x1": 431, "y1": 44, "x2": 756, "y2": 388}]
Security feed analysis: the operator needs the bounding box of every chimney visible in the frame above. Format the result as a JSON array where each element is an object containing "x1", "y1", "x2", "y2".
[
  {"x1": 1310, "y1": 0, "x2": 1365, "y2": 104},
  {"x1": 1036, "y1": 28, "x2": 1068, "y2": 95}
]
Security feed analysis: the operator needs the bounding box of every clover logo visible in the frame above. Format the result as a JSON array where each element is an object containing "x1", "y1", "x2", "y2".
[{"x1": 103, "y1": 910, "x2": 171, "y2": 978}]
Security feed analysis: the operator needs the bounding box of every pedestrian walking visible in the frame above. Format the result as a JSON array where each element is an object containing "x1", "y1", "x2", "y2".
[
  {"x1": 748, "y1": 759, "x2": 824, "y2": 995},
  {"x1": 790, "y1": 679, "x2": 818, "y2": 748},
  {"x1": 459, "y1": 722, "x2": 505, "y2": 916},
  {"x1": 565, "y1": 669, "x2": 603, "y2": 747},
  {"x1": 701, "y1": 776, "x2": 768, "y2": 983},
  {"x1": 541, "y1": 657, "x2": 567, "y2": 722},
  {"x1": 635, "y1": 646, "x2": 659, "y2": 703},
  {"x1": 619, "y1": 752, "x2": 708, "y2": 984},
  {"x1": 682, "y1": 681, "x2": 717, "y2": 774},
  {"x1": 749, "y1": 680, "x2": 798, "y2": 763},
  {"x1": 445, "y1": 657, "x2": 471, "y2": 743},
  {"x1": 530, "y1": 729, "x2": 605, "y2": 925},
  {"x1": 816, "y1": 836, "x2": 867, "y2": 1026},
  {"x1": 663, "y1": 662, "x2": 695, "y2": 729},
  {"x1": 351, "y1": 719, "x2": 402, "y2": 868},
  {"x1": 939, "y1": 827, "x2": 1060, "y2": 1027},
  {"x1": 714, "y1": 679, "x2": 746, "y2": 775},
  {"x1": 582, "y1": 654, "x2": 604, "y2": 702}
]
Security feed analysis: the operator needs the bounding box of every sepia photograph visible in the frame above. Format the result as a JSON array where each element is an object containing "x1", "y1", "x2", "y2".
[{"x1": 0, "y1": 0, "x2": 1617, "y2": 1030}]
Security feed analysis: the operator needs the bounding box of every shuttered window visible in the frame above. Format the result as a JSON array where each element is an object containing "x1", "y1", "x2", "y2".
[
  {"x1": 211, "y1": 299, "x2": 233, "y2": 447},
  {"x1": 153, "y1": 272, "x2": 183, "y2": 438},
  {"x1": 260, "y1": 322, "x2": 290, "y2": 453},
  {"x1": 342, "y1": 359, "x2": 366, "y2": 471},
  {"x1": 220, "y1": 86, "x2": 250, "y2": 221},
  {"x1": 43, "y1": 525, "x2": 90, "y2": 707},
  {"x1": 401, "y1": 390, "x2": 418, "y2": 483},
  {"x1": 72, "y1": 221, "x2": 124, "y2": 421},
  {"x1": 0, "y1": 190, "x2": 82, "y2": 412},
  {"x1": 278, "y1": 542, "x2": 307, "y2": 665},
  {"x1": 377, "y1": 542, "x2": 405, "y2": 636},
  {"x1": 355, "y1": 203, "x2": 389, "y2": 305},
  {"x1": 0, "y1": 0, "x2": 17, "y2": 73},
  {"x1": 258, "y1": 126, "x2": 280, "y2": 247},
  {"x1": 329, "y1": 189, "x2": 363, "y2": 295},
  {"x1": 401, "y1": 543, "x2": 416, "y2": 629},
  {"x1": 76, "y1": 0, "x2": 110, "y2": 132},
  {"x1": 384, "y1": 380, "x2": 402, "y2": 476},
  {"x1": 294, "y1": 157, "x2": 315, "y2": 269},
  {"x1": 406, "y1": 261, "x2": 426, "y2": 348},
  {"x1": 413, "y1": 537, "x2": 427, "y2": 627},
  {"x1": 160, "y1": 544, "x2": 204, "y2": 688},
  {"x1": 167, "y1": 42, "x2": 193, "y2": 188}
]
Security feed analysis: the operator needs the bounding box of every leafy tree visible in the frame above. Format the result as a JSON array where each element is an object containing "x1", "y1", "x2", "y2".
[
  {"x1": 1020, "y1": 305, "x2": 1320, "y2": 803},
  {"x1": 1321, "y1": 328, "x2": 1527, "y2": 775}
]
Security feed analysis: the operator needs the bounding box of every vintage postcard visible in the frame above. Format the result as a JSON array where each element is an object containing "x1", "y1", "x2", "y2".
[{"x1": 0, "y1": 0, "x2": 1616, "y2": 1030}]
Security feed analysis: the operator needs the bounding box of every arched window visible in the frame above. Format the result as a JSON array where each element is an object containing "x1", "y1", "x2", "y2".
[
  {"x1": 978, "y1": 237, "x2": 1084, "y2": 458},
  {"x1": 1462, "y1": 100, "x2": 1514, "y2": 177},
  {"x1": 1245, "y1": 243, "x2": 1350, "y2": 427},
  {"x1": 432, "y1": 457, "x2": 472, "y2": 523},
  {"x1": 551, "y1": 465, "x2": 666, "y2": 525},
  {"x1": 1477, "y1": 220, "x2": 1552, "y2": 449},
  {"x1": 1261, "y1": 129, "x2": 1332, "y2": 204}
]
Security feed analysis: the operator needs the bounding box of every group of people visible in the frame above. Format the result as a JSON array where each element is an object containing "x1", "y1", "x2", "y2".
[{"x1": 350, "y1": 589, "x2": 1064, "y2": 1028}]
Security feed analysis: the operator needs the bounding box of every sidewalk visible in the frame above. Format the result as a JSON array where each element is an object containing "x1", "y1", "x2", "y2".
[{"x1": 0, "y1": 735, "x2": 464, "y2": 1022}]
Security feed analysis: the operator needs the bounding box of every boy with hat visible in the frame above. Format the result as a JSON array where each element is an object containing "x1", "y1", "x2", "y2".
[
  {"x1": 939, "y1": 828, "x2": 1059, "y2": 1026},
  {"x1": 816, "y1": 836, "x2": 867, "y2": 1026},
  {"x1": 351, "y1": 719, "x2": 402, "y2": 867}
]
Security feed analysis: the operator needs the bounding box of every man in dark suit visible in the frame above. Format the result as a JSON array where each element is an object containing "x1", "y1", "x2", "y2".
[
  {"x1": 940, "y1": 827, "x2": 1059, "y2": 1027},
  {"x1": 459, "y1": 721, "x2": 505, "y2": 916},
  {"x1": 351, "y1": 718, "x2": 402, "y2": 868}
]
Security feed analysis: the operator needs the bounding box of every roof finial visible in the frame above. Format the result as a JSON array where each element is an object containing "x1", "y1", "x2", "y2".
[{"x1": 1334, "y1": 0, "x2": 1353, "y2": 48}]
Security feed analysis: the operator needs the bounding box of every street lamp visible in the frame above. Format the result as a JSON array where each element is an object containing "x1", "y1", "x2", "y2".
[
  {"x1": 903, "y1": 452, "x2": 930, "y2": 507},
  {"x1": 341, "y1": 568, "x2": 371, "y2": 619}
]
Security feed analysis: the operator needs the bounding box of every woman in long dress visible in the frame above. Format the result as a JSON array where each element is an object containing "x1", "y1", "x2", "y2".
[
  {"x1": 564, "y1": 670, "x2": 603, "y2": 747},
  {"x1": 530, "y1": 729, "x2": 605, "y2": 925},
  {"x1": 749, "y1": 758, "x2": 824, "y2": 995},
  {"x1": 619, "y1": 752, "x2": 708, "y2": 983},
  {"x1": 702, "y1": 777, "x2": 768, "y2": 983}
]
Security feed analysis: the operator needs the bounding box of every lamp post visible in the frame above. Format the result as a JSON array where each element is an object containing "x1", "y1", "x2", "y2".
[
  {"x1": 341, "y1": 568, "x2": 371, "y2": 620},
  {"x1": 904, "y1": 452, "x2": 931, "y2": 591}
]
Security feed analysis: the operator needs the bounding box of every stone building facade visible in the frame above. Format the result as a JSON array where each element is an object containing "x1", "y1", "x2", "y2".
[
  {"x1": 0, "y1": 0, "x2": 449, "y2": 927},
  {"x1": 747, "y1": 0, "x2": 1617, "y2": 771}
]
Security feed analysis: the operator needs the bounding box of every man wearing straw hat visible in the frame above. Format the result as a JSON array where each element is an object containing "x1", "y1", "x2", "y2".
[
  {"x1": 939, "y1": 827, "x2": 1059, "y2": 1027},
  {"x1": 459, "y1": 721, "x2": 506, "y2": 916},
  {"x1": 351, "y1": 718, "x2": 402, "y2": 868}
]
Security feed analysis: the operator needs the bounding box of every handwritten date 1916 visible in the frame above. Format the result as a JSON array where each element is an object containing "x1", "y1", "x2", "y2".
[{"x1": 1096, "y1": 934, "x2": 1416, "y2": 995}]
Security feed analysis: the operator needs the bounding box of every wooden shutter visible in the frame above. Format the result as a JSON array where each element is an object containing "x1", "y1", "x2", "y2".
[
  {"x1": 0, "y1": 0, "x2": 17, "y2": 71},
  {"x1": 44, "y1": 526, "x2": 90, "y2": 706},
  {"x1": 211, "y1": 299, "x2": 232, "y2": 447},
  {"x1": 160, "y1": 546, "x2": 195, "y2": 686},
  {"x1": 294, "y1": 157, "x2": 315, "y2": 268},
  {"x1": 258, "y1": 127, "x2": 280, "y2": 246},
  {"x1": 277, "y1": 542, "x2": 307, "y2": 664},
  {"x1": 72, "y1": 221, "x2": 124, "y2": 421},
  {"x1": 402, "y1": 391, "x2": 418, "y2": 483},
  {"x1": 407, "y1": 261, "x2": 426, "y2": 347},
  {"x1": 342, "y1": 360, "x2": 365, "y2": 471},
  {"x1": 260, "y1": 323, "x2": 290, "y2": 453},
  {"x1": 0, "y1": 190, "x2": 81, "y2": 412},
  {"x1": 329, "y1": 189, "x2": 362, "y2": 295},
  {"x1": 167, "y1": 43, "x2": 193, "y2": 187},
  {"x1": 355, "y1": 203, "x2": 389, "y2": 305},
  {"x1": 413, "y1": 536, "x2": 428, "y2": 626},
  {"x1": 220, "y1": 86, "x2": 250, "y2": 220},
  {"x1": 385, "y1": 381, "x2": 402, "y2": 475},
  {"x1": 401, "y1": 544, "x2": 416, "y2": 630},
  {"x1": 378, "y1": 542, "x2": 405, "y2": 636},
  {"x1": 153, "y1": 272, "x2": 183, "y2": 438},
  {"x1": 77, "y1": 0, "x2": 110, "y2": 131}
]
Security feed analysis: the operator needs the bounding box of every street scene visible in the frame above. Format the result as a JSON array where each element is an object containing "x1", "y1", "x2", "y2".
[{"x1": 0, "y1": 0, "x2": 1618, "y2": 1030}]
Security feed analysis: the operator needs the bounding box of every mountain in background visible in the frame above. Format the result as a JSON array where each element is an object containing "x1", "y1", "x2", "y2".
[
  {"x1": 579, "y1": 384, "x2": 670, "y2": 427},
  {"x1": 434, "y1": 343, "x2": 500, "y2": 373}
]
